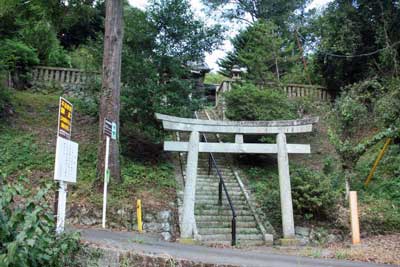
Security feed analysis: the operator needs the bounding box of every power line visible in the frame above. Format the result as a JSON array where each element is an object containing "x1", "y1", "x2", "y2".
[
  {"x1": 322, "y1": 40, "x2": 400, "y2": 58},
  {"x1": 295, "y1": 30, "x2": 400, "y2": 59}
]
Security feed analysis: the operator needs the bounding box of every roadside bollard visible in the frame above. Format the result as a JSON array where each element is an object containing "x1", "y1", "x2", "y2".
[
  {"x1": 137, "y1": 199, "x2": 143, "y2": 233},
  {"x1": 349, "y1": 191, "x2": 360, "y2": 245}
]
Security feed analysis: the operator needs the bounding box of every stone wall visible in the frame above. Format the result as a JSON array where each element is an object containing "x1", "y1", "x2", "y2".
[
  {"x1": 85, "y1": 246, "x2": 240, "y2": 267},
  {"x1": 66, "y1": 204, "x2": 176, "y2": 241}
]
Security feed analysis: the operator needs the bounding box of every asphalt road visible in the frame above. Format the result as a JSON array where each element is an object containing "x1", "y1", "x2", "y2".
[{"x1": 75, "y1": 228, "x2": 395, "y2": 267}]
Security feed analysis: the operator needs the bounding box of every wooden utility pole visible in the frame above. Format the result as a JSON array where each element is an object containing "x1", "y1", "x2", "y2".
[{"x1": 97, "y1": 0, "x2": 124, "y2": 183}]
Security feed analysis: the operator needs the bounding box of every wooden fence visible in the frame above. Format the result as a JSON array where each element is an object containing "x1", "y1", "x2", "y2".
[{"x1": 31, "y1": 66, "x2": 99, "y2": 86}]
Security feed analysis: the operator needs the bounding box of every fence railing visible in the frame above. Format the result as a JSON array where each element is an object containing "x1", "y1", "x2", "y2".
[
  {"x1": 31, "y1": 66, "x2": 100, "y2": 86},
  {"x1": 216, "y1": 80, "x2": 332, "y2": 104},
  {"x1": 280, "y1": 83, "x2": 332, "y2": 101}
]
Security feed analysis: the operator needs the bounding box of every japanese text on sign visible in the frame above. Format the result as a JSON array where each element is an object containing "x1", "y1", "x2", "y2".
[
  {"x1": 54, "y1": 137, "x2": 79, "y2": 183},
  {"x1": 58, "y1": 97, "x2": 73, "y2": 139}
]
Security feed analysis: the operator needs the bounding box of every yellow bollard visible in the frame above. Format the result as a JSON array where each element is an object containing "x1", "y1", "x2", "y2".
[{"x1": 136, "y1": 199, "x2": 143, "y2": 233}]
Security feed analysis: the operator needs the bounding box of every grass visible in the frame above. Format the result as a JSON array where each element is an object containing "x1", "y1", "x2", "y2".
[
  {"x1": 1, "y1": 90, "x2": 176, "y2": 219},
  {"x1": 0, "y1": 127, "x2": 54, "y2": 177}
]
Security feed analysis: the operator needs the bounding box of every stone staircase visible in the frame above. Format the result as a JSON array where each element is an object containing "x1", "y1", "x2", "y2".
[{"x1": 180, "y1": 110, "x2": 267, "y2": 246}]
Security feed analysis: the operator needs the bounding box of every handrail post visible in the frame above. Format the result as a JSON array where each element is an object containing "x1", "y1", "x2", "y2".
[
  {"x1": 218, "y1": 179, "x2": 222, "y2": 206},
  {"x1": 208, "y1": 153, "x2": 212, "y2": 176},
  {"x1": 231, "y1": 216, "x2": 236, "y2": 246}
]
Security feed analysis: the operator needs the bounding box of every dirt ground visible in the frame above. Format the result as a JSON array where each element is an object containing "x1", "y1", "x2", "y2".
[{"x1": 287, "y1": 234, "x2": 400, "y2": 265}]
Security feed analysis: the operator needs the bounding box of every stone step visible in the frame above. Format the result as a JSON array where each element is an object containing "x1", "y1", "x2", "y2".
[
  {"x1": 196, "y1": 189, "x2": 242, "y2": 195},
  {"x1": 195, "y1": 200, "x2": 249, "y2": 206},
  {"x1": 196, "y1": 221, "x2": 257, "y2": 228},
  {"x1": 197, "y1": 178, "x2": 237, "y2": 183},
  {"x1": 197, "y1": 182, "x2": 238, "y2": 187},
  {"x1": 202, "y1": 239, "x2": 265, "y2": 246},
  {"x1": 197, "y1": 177, "x2": 236, "y2": 182},
  {"x1": 196, "y1": 215, "x2": 255, "y2": 222},
  {"x1": 195, "y1": 209, "x2": 252, "y2": 216},
  {"x1": 196, "y1": 193, "x2": 243, "y2": 200},
  {"x1": 195, "y1": 193, "x2": 244, "y2": 198},
  {"x1": 195, "y1": 196, "x2": 245, "y2": 202},
  {"x1": 197, "y1": 172, "x2": 234, "y2": 176},
  {"x1": 195, "y1": 204, "x2": 250, "y2": 211},
  {"x1": 198, "y1": 227, "x2": 261, "y2": 235},
  {"x1": 196, "y1": 183, "x2": 239, "y2": 189},
  {"x1": 200, "y1": 234, "x2": 264, "y2": 241}
]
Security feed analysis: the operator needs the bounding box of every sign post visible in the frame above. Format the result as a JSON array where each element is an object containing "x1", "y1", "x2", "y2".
[
  {"x1": 102, "y1": 119, "x2": 117, "y2": 228},
  {"x1": 54, "y1": 97, "x2": 78, "y2": 234}
]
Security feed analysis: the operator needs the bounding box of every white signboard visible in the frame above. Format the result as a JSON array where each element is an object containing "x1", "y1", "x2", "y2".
[{"x1": 54, "y1": 137, "x2": 79, "y2": 183}]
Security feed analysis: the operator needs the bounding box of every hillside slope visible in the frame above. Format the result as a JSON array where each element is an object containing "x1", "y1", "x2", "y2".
[{"x1": 0, "y1": 91, "x2": 177, "y2": 232}]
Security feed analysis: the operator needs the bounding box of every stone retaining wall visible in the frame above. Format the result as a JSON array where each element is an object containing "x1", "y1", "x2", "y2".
[
  {"x1": 87, "y1": 246, "x2": 240, "y2": 267},
  {"x1": 66, "y1": 204, "x2": 176, "y2": 241}
]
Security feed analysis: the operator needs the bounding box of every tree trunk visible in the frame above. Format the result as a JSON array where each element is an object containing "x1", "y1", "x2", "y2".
[{"x1": 97, "y1": 0, "x2": 124, "y2": 184}]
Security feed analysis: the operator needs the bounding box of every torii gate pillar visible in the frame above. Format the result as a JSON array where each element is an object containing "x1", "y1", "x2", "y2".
[
  {"x1": 277, "y1": 133, "x2": 295, "y2": 238},
  {"x1": 181, "y1": 131, "x2": 199, "y2": 238}
]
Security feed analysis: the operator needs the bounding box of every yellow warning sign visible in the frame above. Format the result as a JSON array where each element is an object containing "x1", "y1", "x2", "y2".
[{"x1": 58, "y1": 97, "x2": 73, "y2": 139}]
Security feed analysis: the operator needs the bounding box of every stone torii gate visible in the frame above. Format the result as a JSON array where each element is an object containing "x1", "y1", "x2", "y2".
[{"x1": 156, "y1": 113, "x2": 318, "y2": 241}]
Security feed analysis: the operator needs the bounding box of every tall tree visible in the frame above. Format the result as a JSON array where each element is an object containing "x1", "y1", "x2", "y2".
[
  {"x1": 219, "y1": 20, "x2": 297, "y2": 84},
  {"x1": 313, "y1": 0, "x2": 400, "y2": 90},
  {"x1": 201, "y1": 0, "x2": 309, "y2": 28},
  {"x1": 97, "y1": 0, "x2": 124, "y2": 183}
]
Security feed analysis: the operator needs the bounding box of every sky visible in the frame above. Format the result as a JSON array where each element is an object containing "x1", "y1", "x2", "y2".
[{"x1": 127, "y1": 0, "x2": 333, "y2": 71}]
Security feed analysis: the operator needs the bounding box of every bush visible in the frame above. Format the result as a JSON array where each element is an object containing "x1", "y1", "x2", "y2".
[
  {"x1": 290, "y1": 167, "x2": 339, "y2": 220},
  {"x1": 0, "y1": 178, "x2": 94, "y2": 267},
  {"x1": 224, "y1": 83, "x2": 296, "y2": 121},
  {"x1": 0, "y1": 86, "x2": 11, "y2": 118},
  {"x1": 246, "y1": 165, "x2": 338, "y2": 230},
  {"x1": 359, "y1": 196, "x2": 400, "y2": 234},
  {"x1": 20, "y1": 20, "x2": 71, "y2": 67},
  {"x1": 0, "y1": 39, "x2": 39, "y2": 71}
]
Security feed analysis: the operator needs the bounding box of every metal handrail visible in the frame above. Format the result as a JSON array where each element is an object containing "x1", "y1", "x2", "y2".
[
  {"x1": 175, "y1": 132, "x2": 186, "y2": 186},
  {"x1": 195, "y1": 112, "x2": 237, "y2": 246}
]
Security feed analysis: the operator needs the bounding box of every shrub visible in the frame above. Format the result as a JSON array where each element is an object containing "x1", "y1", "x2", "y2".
[
  {"x1": 359, "y1": 196, "x2": 400, "y2": 234},
  {"x1": 0, "y1": 39, "x2": 39, "y2": 71},
  {"x1": 224, "y1": 83, "x2": 296, "y2": 121},
  {"x1": 0, "y1": 39, "x2": 39, "y2": 89},
  {"x1": 0, "y1": 178, "x2": 94, "y2": 267},
  {"x1": 0, "y1": 86, "x2": 11, "y2": 118},
  {"x1": 290, "y1": 167, "x2": 338, "y2": 220},
  {"x1": 246, "y1": 165, "x2": 338, "y2": 230}
]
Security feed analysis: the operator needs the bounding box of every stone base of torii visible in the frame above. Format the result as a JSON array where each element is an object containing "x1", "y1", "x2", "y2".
[{"x1": 156, "y1": 113, "x2": 318, "y2": 243}]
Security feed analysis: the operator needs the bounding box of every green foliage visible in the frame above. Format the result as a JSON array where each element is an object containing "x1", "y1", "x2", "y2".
[
  {"x1": 148, "y1": 0, "x2": 223, "y2": 62},
  {"x1": 19, "y1": 20, "x2": 70, "y2": 66},
  {"x1": 246, "y1": 165, "x2": 338, "y2": 230},
  {"x1": 0, "y1": 129, "x2": 54, "y2": 177},
  {"x1": 0, "y1": 178, "x2": 94, "y2": 267},
  {"x1": 0, "y1": 39, "x2": 39, "y2": 71},
  {"x1": 313, "y1": 1, "x2": 400, "y2": 90},
  {"x1": 327, "y1": 79, "x2": 398, "y2": 175},
  {"x1": 358, "y1": 196, "x2": 400, "y2": 234},
  {"x1": 120, "y1": 5, "x2": 221, "y2": 144},
  {"x1": 374, "y1": 78, "x2": 400, "y2": 129},
  {"x1": 70, "y1": 46, "x2": 101, "y2": 71},
  {"x1": 219, "y1": 20, "x2": 302, "y2": 84},
  {"x1": 0, "y1": 85, "x2": 11, "y2": 118},
  {"x1": 201, "y1": 0, "x2": 308, "y2": 29},
  {"x1": 225, "y1": 83, "x2": 296, "y2": 121},
  {"x1": 204, "y1": 72, "x2": 227, "y2": 84},
  {"x1": 290, "y1": 167, "x2": 339, "y2": 220}
]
